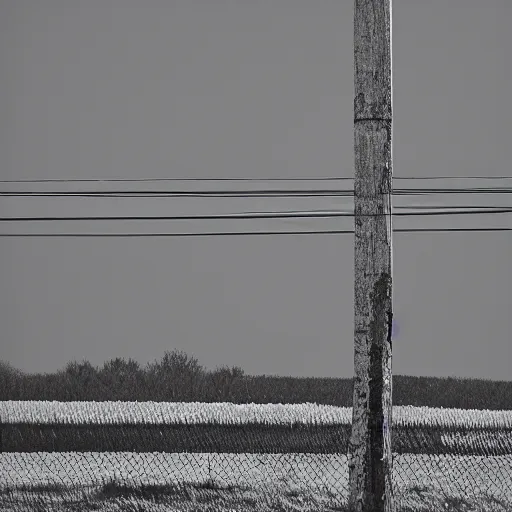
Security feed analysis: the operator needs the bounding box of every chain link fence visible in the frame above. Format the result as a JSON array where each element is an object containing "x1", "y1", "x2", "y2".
[{"x1": 1, "y1": 420, "x2": 511, "y2": 511}]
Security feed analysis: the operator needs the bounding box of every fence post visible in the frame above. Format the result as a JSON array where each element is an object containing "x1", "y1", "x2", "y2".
[{"x1": 349, "y1": 0, "x2": 394, "y2": 511}]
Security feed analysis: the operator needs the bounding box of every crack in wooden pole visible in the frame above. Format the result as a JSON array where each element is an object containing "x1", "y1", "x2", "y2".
[{"x1": 349, "y1": 0, "x2": 394, "y2": 511}]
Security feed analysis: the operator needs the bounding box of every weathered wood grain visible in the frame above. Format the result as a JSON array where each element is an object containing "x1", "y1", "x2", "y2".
[{"x1": 349, "y1": 0, "x2": 394, "y2": 511}]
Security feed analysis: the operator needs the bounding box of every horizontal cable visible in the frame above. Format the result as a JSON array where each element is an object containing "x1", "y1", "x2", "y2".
[
  {"x1": 0, "y1": 227, "x2": 510, "y2": 237},
  {"x1": 392, "y1": 205, "x2": 512, "y2": 210},
  {"x1": 1, "y1": 175, "x2": 511, "y2": 183},
  {"x1": 0, "y1": 177, "x2": 349, "y2": 183},
  {"x1": 1, "y1": 208, "x2": 511, "y2": 222},
  {"x1": 279, "y1": 205, "x2": 512, "y2": 211},
  {"x1": 1, "y1": 188, "x2": 512, "y2": 198}
]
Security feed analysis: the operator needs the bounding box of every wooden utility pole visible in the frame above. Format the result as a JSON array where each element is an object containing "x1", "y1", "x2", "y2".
[{"x1": 348, "y1": 0, "x2": 394, "y2": 511}]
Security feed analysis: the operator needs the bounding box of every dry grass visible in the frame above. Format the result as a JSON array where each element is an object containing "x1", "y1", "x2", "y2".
[{"x1": 1, "y1": 479, "x2": 511, "y2": 512}]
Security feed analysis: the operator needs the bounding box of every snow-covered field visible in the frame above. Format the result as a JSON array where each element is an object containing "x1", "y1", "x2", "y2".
[
  {"x1": 3, "y1": 401, "x2": 512, "y2": 429},
  {"x1": 2, "y1": 402, "x2": 511, "y2": 509},
  {"x1": 1, "y1": 452, "x2": 511, "y2": 506}
]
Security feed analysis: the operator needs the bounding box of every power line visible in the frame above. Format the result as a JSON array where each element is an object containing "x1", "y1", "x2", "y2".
[
  {"x1": 283, "y1": 205, "x2": 512, "y2": 211},
  {"x1": 0, "y1": 227, "x2": 510, "y2": 237},
  {"x1": 391, "y1": 188, "x2": 512, "y2": 195},
  {"x1": 393, "y1": 205, "x2": 512, "y2": 210},
  {"x1": 394, "y1": 176, "x2": 512, "y2": 180},
  {"x1": 0, "y1": 177, "x2": 350, "y2": 183},
  {"x1": 0, "y1": 175, "x2": 511, "y2": 184},
  {"x1": 4, "y1": 189, "x2": 345, "y2": 196},
  {"x1": 1, "y1": 208, "x2": 511, "y2": 222},
  {"x1": 1, "y1": 231, "x2": 349, "y2": 237},
  {"x1": 1, "y1": 187, "x2": 512, "y2": 198}
]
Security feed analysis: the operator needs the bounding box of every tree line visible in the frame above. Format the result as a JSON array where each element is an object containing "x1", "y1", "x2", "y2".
[{"x1": 1, "y1": 350, "x2": 510, "y2": 410}]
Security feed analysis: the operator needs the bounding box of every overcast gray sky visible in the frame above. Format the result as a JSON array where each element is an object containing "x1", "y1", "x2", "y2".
[{"x1": 0, "y1": 0, "x2": 510, "y2": 380}]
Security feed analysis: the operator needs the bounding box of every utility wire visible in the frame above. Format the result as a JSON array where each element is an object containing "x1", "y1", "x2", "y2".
[
  {"x1": 1, "y1": 208, "x2": 511, "y2": 222},
  {"x1": 2, "y1": 187, "x2": 512, "y2": 198},
  {"x1": 1, "y1": 175, "x2": 511, "y2": 184},
  {"x1": 275, "y1": 205, "x2": 512, "y2": 211},
  {"x1": 391, "y1": 176, "x2": 512, "y2": 181},
  {"x1": 393, "y1": 205, "x2": 512, "y2": 210},
  {"x1": 0, "y1": 177, "x2": 349, "y2": 183},
  {"x1": 0, "y1": 227, "x2": 510, "y2": 237}
]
